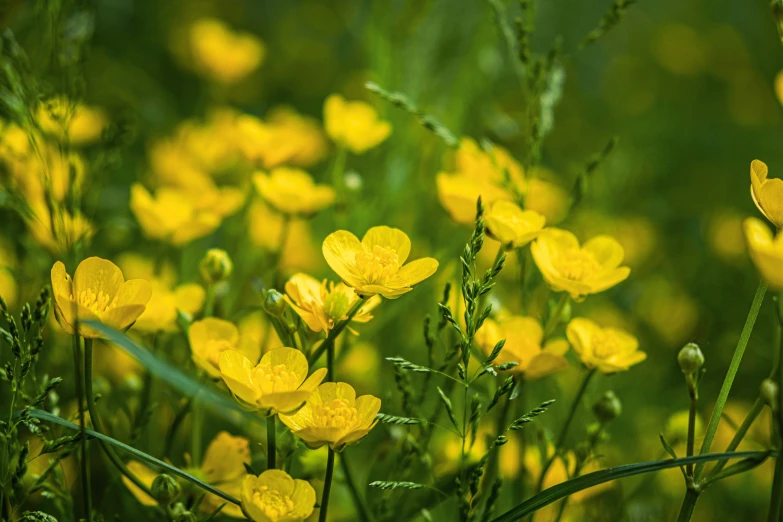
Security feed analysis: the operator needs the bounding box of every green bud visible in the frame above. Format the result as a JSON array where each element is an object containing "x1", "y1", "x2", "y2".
[
  {"x1": 200, "y1": 249, "x2": 233, "y2": 284},
  {"x1": 151, "y1": 473, "x2": 180, "y2": 505},
  {"x1": 761, "y1": 378, "x2": 779, "y2": 411},
  {"x1": 677, "y1": 343, "x2": 704, "y2": 375},
  {"x1": 175, "y1": 513, "x2": 198, "y2": 522},
  {"x1": 263, "y1": 290, "x2": 288, "y2": 317},
  {"x1": 592, "y1": 390, "x2": 622, "y2": 423}
]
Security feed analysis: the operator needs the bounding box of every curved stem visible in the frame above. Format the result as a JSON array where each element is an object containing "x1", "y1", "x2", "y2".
[
  {"x1": 319, "y1": 448, "x2": 336, "y2": 522},
  {"x1": 73, "y1": 334, "x2": 92, "y2": 521},
  {"x1": 267, "y1": 415, "x2": 276, "y2": 470},
  {"x1": 341, "y1": 451, "x2": 373, "y2": 522}
]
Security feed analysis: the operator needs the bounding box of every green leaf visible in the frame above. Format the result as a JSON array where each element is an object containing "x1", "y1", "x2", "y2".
[
  {"x1": 437, "y1": 386, "x2": 460, "y2": 432},
  {"x1": 25, "y1": 409, "x2": 241, "y2": 507},
  {"x1": 490, "y1": 451, "x2": 774, "y2": 521}
]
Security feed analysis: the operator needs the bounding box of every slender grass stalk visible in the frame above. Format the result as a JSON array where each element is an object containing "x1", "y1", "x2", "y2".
[
  {"x1": 331, "y1": 146, "x2": 348, "y2": 198},
  {"x1": 72, "y1": 334, "x2": 92, "y2": 522},
  {"x1": 767, "y1": 291, "x2": 783, "y2": 521},
  {"x1": 191, "y1": 399, "x2": 203, "y2": 466},
  {"x1": 319, "y1": 448, "x2": 336, "y2": 522},
  {"x1": 543, "y1": 293, "x2": 569, "y2": 340},
  {"x1": 686, "y1": 387, "x2": 698, "y2": 477},
  {"x1": 267, "y1": 415, "x2": 276, "y2": 470},
  {"x1": 677, "y1": 488, "x2": 700, "y2": 522},
  {"x1": 341, "y1": 452, "x2": 373, "y2": 522}
]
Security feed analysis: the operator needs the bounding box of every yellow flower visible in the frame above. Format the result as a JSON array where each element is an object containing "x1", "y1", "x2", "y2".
[
  {"x1": 322, "y1": 226, "x2": 439, "y2": 299},
  {"x1": 566, "y1": 317, "x2": 645, "y2": 373},
  {"x1": 27, "y1": 203, "x2": 94, "y2": 253},
  {"x1": 237, "y1": 107, "x2": 327, "y2": 169},
  {"x1": 284, "y1": 273, "x2": 380, "y2": 334},
  {"x1": 476, "y1": 316, "x2": 569, "y2": 380},
  {"x1": 50, "y1": 257, "x2": 152, "y2": 339},
  {"x1": 531, "y1": 228, "x2": 630, "y2": 301},
  {"x1": 189, "y1": 318, "x2": 244, "y2": 378},
  {"x1": 278, "y1": 382, "x2": 381, "y2": 451},
  {"x1": 241, "y1": 470, "x2": 316, "y2": 522},
  {"x1": 189, "y1": 18, "x2": 265, "y2": 84},
  {"x1": 37, "y1": 96, "x2": 108, "y2": 145},
  {"x1": 247, "y1": 201, "x2": 320, "y2": 272},
  {"x1": 436, "y1": 172, "x2": 510, "y2": 225},
  {"x1": 455, "y1": 138, "x2": 525, "y2": 187},
  {"x1": 750, "y1": 159, "x2": 783, "y2": 229},
  {"x1": 525, "y1": 173, "x2": 570, "y2": 225},
  {"x1": 219, "y1": 347, "x2": 327, "y2": 414},
  {"x1": 0, "y1": 241, "x2": 17, "y2": 309},
  {"x1": 124, "y1": 431, "x2": 250, "y2": 518},
  {"x1": 484, "y1": 201, "x2": 546, "y2": 247},
  {"x1": 133, "y1": 281, "x2": 205, "y2": 333},
  {"x1": 253, "y1": 168, "x2": 335, "y2": 216},
  {"x1": 323, "y1": 94, "x2": 391, "y2": 154},
  {"x1": 744, "y1": 217, "x2": 783, "y2": 288}
]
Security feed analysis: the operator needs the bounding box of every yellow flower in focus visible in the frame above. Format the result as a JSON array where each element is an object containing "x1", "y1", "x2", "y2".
[
  {"x1": 279, "y1": 382, "x2": 381, "y2": 451},
  {"x1": 253, "y1": 168, "x2": 335, "y2": 216},
  {"x1": 130, "y1": 184, "x2": 222, "y2": 245},
  {"x1": 323, "y1": 94, "x2": 391, "y2": 154},
  {"x1": 189, "y1": 18, "x2": 264, "y2": 84},
  {"x1": 241, "y1": 470, "x2": 316, "y2": 522},
  {"x1": 484, "y1": 201, "x2": 546, "y2": 247},
  {"x1": 531, "y1": 228, "x2": 630, "y2": 301},
  {"x1": 322, "y1": 226, "x2": 439, "y2": 299},
  {"x1": 37, "y1": 96, "x2": 108, "y2": 145},
  {"x1": 566, "y1": 317, "x2": 645, "y2": 373},
  {"x1": 436, "y1": 172, "x2": 511, "y2": 225},
  {"x1": 284, "y1": 273, "x2": 380, "y2": 334},
  {"x1": 744, "y1": 217, "x2": 783, "y2": 289},
  {"x1": 50, "y1": 257, "x2": 152, "y2": 339},
  {"x1": 219, "y1": 347, "x2": 327, "y2": 414},
  {"x1": 476, "y1": 316, "x2": 569, "y2": 380},
  {"x1": 189, "y1": 318, "x2": 244, "y2": 378},
  {"x1": 750, "y1": 159, "x2": 783, "y2": 229}
]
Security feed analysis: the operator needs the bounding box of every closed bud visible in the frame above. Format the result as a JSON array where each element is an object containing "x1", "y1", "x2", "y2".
[
  {"x1": 761, "y1": 378, "x2": 779, "y2": 411},
  {"x1": 677, "y1": 343, "x2": 704, "y2": 375},
  {"x1": 262, "y1": 290, "x2": 287, "y2": 317},
  {"x1": 592, "y1": 390, "x2": 622, "y2": 423},
  {"x1": 200, "y1": 249, "x2": 233, "y2": 284},
  {"x1": 151, "y1": 473, "x2": 180, "y2": 505}
]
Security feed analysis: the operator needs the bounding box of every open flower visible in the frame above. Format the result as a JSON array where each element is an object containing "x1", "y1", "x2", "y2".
[
  {"x1": 253, "y1": 168, "x2": 335, "y2": 215},
  {"x1": 51, "y1": 257, "x2": 152, "y2": 338},
  {"x1": 124, "y1": 431, "x2": 249, "y2": 518},
  {"x1": 323, "y1": 94, "x2": 391, "y2": 154},
  {"x1": 219, "y1": 347, "x2": 327, "y2": 414},
  {"x1": 322, "y1": 226, "x2": 438, "y2": 299},
  {"x1": 750, "y1": 159, "x2": 783, "y2": 229},
  {"x1": 188, "y1": 18, "x2": 265, "y2": 84},
  {"x1": 284, "y1": 273, "x2": 380, "y2": 334},
  {"x1": 189, "y1": 318, "x2": 243, "y2": 378},
  {"x1": 484, "y1": 201, "x2": 546, "y2": 247},
  {"x1": 476, "y1": 316, "x2": 569, "y2": 380},
  {"x1": 241, "y1": 470, "x2": 316, "y2": 522},
  {"x1": 531, "y1": 228, "x2": 630, "y2": 301},
  {"x1": 744, "y1": 217, "x2": 783, "y2": 289},
  {"x1": 278, "y1": 382, "x2": 381, "y2": 451},
  {"x1": 237, "y1": 107, "x2": 327, "y2": 169},
  {"x1": 566, "y1": 318, "x2": 645, "y2": 373},
  {"x1": 133, "y1": 281, "x2": 204, "y2": 333},
  {"x1": 130, "y1": 184, "x2": 222, "y2": 245},
  {"x1": 436, "y1": 173, "x2": 510, "y2": 225}
]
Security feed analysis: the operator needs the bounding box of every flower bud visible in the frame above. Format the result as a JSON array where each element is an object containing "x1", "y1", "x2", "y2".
[
  {"x1": 761, "y1": 378, "x2": 779, "y2": 410},
  {"x1": 677, "y1": 343, "x2": 704, "y2": 375},
  {"x1": 592, "y1": 390, "x2": 622, "y2": 423},
  {"x1": 262, "y1": 289, "x2": 287, "y2": 317},
  {"x1": 151, "y1": 473, "x2": 180, "y2": 505},
  {"x1": 200, "y1": 249, "x2": 233, "y2": 284}
]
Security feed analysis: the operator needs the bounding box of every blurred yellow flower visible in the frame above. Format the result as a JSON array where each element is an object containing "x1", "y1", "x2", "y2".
[
  {"x1": 484, "y1": 201, "x2": 546, "y2": 247},
  {"x1": 253, "y1": 168, "x2": 335, "y2": 216},
  {"x1": 242, "y1": 470, "x2": 316, "y2": 522},
  {"x1": 337, "y1": 342, "x2": 381, "y2": 392},
  {"x1": 189, "y1": 318, "x2": 243, "y2": 378},
  {"x1": 323, "y1": 94, "x2": 391, "y2": 154},
  {"x1": 566, "y1": 317, "x2": 645, "y2": 373},
  {"x1": 10, "y1": 144, "x2": 85, "y2": 203},
  {"x1": 279, "y1": 382, "x2": 381, "y2": 451},
  {"x1": 219, "y1": 347, "x2": 327, "y2": 414},
  {"x1": 531, "y1": 228, "x2": 630, "y2": 301},
  {"x1": 133, "y1": 281, "x2": 204, "y2": 333},
  {"x1": 247, "y1": 201, "x2": 320, "y2": 272},
  {"x1": 750, "y1": 159, "x2": 783, "y2": 229},
  {"x1": 284, "y1": 273, "x2": 380, "y2": 334},
  {"x1": 322, "y1": 226, "x2": 439, "y2": 299},
  {"x1": 744, "y1": 217, "x2": 783, "y2": 289},
  {"x1": 37, "y1": 96, "x2": 108, "y2": 145},
  {"x1": 51, "y1": 257, "x2": 152, "y2": 339},
  {"x1": 27, "y1": 202, "x2": 94, "y2": 254},
  {"x1": 456, "y1": 138, "x2": 525, "y2": 185},
  {"x1": 707, "y1": 211, "x2": 747, "y2": 263},
  {"x1": 476, "y1": 316, "x2": 569, "y2": 380},
  {"x1": 0, "y1": 241, "x2": 17, "y2": 308},
  {"x1": 124, "y1": 431, "x2": 250, "y2": 518},
  {"x1": 776, "y1": 70, "x2": 783, "y2": 107},
  {"x1": 525, "y1": 174, "x2": 570, "y2": 226},
  {"x1": 237, "y1": 107, "x2": 327, "y2": 169},
  {"x1": 189, "y1": 18, "x2": 265, "y2": 84},
  {"x1": 436, "y1": 172, "x2": 510, "y2": 224}
]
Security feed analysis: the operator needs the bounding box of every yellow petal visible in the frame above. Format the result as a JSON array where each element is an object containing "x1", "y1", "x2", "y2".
[
  {"x1": 566, "y1": 318, "x2": 598, "y2": 359},
  {"x1": 219, "y1": 350, "x2": 259, "y2": 406},
  {"x1": 174, "y1": 284, "x2": 206, "y2": 315},
  {"x1": 361, "y1": 226, "x2": 411, "y2": 264},
  {"x1": 388, "y1": 258, "x2": 439, "y2": 288},
  {"x1": 313, "y1": 381, "x2": 356, "y2": 404},
  {"x1": 290, "y1": 479, "x2": 317, "y2": 519},
  {"x1": 102, "y1": 304, "x2": 148, "y2": 331},
  {"x1": 111, "y1": 279, "x2": 152, "y2": 308},
  {"x1": 201, "y1": 431, "x2": 250, "y2": 483},
  {"x1": 583, "y1": 236, "x2": 625, "y2": 269},
  {"x1": 354, "y1": 394, "x2": 381, "y2": 430},
  {"x1": 759, "y1": 178, "x2": 783, "y2": 228},
  {"x1": 751, "y1": 159, "x2": 769, "y2": 191},
  {"x1": 259, "y1": 347, "x2": 309, "y2": 387},
  {"x1": 322, "y1": 230, "x2": 364, "y2": 287},
  {"x1": 524, "y1": 353, "x2": 569, "y2": 380},
  {"x1": 73, "y1": 257, "x2": 124, "y2": 301},
  {"x1": 543, "y1": 338, "x2": 570, "y2": 356},
  {"x1": 123, "y1": 461, "x2": 157, "y2": 506}
]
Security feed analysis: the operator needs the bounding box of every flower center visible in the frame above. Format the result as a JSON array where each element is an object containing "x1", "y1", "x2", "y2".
[
  {"x1": 254, "y1": 363, "x2": 300, "y2": 394},
  {"x1": 323, "y1": 285, "x2": 353, "y2": 323},
  {"x1": 592, "y1": 331, "x2": 620, "y2": 359},
  {"x1": 313, "y1": 398, "x2": 358, "y2": 429},
  {"x1": 555, "y1": 250, "x2": 600, "y2": 281},
  {"x1": 71, "y1": 289, "x2": 116, "y2": 316},
  {"x1": 252, "y1": 485, "x2": 295, "y2": 520},
  {"x1": 355, "y1": 245, "x2": 400, "y2": 285}
]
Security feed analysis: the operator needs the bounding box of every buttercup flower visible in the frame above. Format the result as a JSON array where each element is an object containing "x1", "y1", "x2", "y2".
[
  {"x1": 190, "y1": 318, "x2": 244, "y2": 378},
  {"x1": 237, "y1": 107, "x2": 327, "y2": 169},
  {"x1": 566, "y1": 318, "x2": 645, "y2": 373},
  {"x1": 484, "y1": 201, "x2": 546, "y2": 247},
  {"x1": 279, "y1": 382, "x2": 380, "y2": 451},
  {"x1": 241, "y1": 470, "x2": 316, "y2": 522},
  {"x1": 531, "y1": 228, "x2": 630, "y2": 301},
  {"x1": 37, "y1": 96, "x2": 108, "y2": 145},
  {"x1": 436, "y1": 173, "x2": 510, "y2": 225},
  {"x1": 134, "y1": 281, "x2": 204, "y2": 333},
  {"x1": 322, "y1": 226, "x2": 439, "y2": 299},
  {"x1": 253, "y1": 168, "x2": 335, "y2": 215},
  {"x1": 124, "y1": 431, "x2": 249, "y2": 518},
  {"x1": 744, "y1": 217, "x2": 783, "y2": 289},
  {"x1": 323, "y1": 94, "x2": 391, "y2": 154},
  {"x1": 750, "y1": 159, "x2": 783, "y2": 229},
  {"x1": 219, "y1": 347, "x2": 327, "y2": 414},
  {"x1": 51, "y1": 257, "x2": 152, "y2": 338},
  {"x1": 188, "y1": 18, "x2": 265, "y2": 84},
  {"x1": 476, "y1": 316, "x2": 569, "y2": 380}
]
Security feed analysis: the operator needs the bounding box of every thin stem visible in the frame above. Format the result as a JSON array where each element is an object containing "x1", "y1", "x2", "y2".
[
  {"x1": 677, "y1": 488, "x2": 700, "y2": 522},
  {"x1": 72, "y1": 334, "x2": 92, "y2": 521},
  {"x1": 767, "y1": 292, "x2": 783, "y2": 521},
  {"x1": 308, "y1": 298, "x2": 366, "y2": 366},
  {"x1": 84, "y1": 339, "x2": 152, "y2": 496},
  {"x1": 686, "y1": 387, "x2": 697, "y2": 477},
  {"x1": 204, "y1": 284, "x2": 216, "y2": 318},
  {"x1": 267, "y1": 416, "x2": 276, "y2": 470},
  {"x1": 191, "y1": 400, "x2": 203, "y2": 467},
  {"x1": 706, "y1": 397, "x2": 764, "y2": 480},
  {"x1": 319, "y1": 448, "x2": 336, "y2": 522},
  {"x1": 516, "y1": 247, "x2": 529, "y2": 314},
  {"x1": 543, "y1": 293, "x2": 569, "y2": 340},
  {"x1": 694, "y1": 280, "x2": 767, "y2": 479},
  {"x1": 341, "y1": 452, "x2": 373, "y2": 522},
  {"x1": 163, "y1": 398, "x2": 192, "y2": 459},
  {"x1": 331, "y1": 146, "x2": 348, "y2": 198}
]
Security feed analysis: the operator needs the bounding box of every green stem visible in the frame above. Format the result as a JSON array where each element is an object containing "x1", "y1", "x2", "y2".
[
  {"x1": 319, "y1": 447, "x2": 336, "y2": 522},
  {"x1": 163, "y1": 398, "x2": 192, "y2": 459},
  {"x1": 706, "y1": 397, "x2": 764, "y2": 480},
  {"x1": 543, "y1": 293, "x2": 569, "y2": 340},
  {"x1": 516, "y1": 247, "x2": 529, "y2": 314},
  {"x1": 341, "y1": 452, "x2": 373, "y2": 522},
  {"x1": 191, "y1": 400, "x2": 203, "y2": 467},
  {"x1": 767, "y1": 292, "x2": 783, "y2": 521},
  {"x1": 84, "y1": 338, "x2": 153, "y2": 496},
  {"x1": 267, "y1": 415, "x2": 276, "y2": 470},
  {"x1": 72, "y1": 334, "x2": 92, "y2": 522},
  {"x1": 331, "y1": 146, "x2": 348, "y2": 198},
  {"x1": 694, "y1": 280, "x2": 767, "y2": 479},
  {"x1": 204, "y1": 284, "x2": 216, "y2": 318},
  {"x1": 677, "y1": 488, "x2": 700, "y2": 522},
  {"x1": 686, "y1": 387, "x2": 697, "y2": 477},
  {"x1": 308, "y1": 298, "x2": 366, "y2": 367}
]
